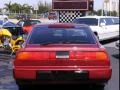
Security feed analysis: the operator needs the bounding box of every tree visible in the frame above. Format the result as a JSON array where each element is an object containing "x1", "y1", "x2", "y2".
[
  {"x1": 37, "y1": 1, "x2": 51, "y2": 14},
  {"x1": 4, "y1": 1, "x2": 51, "y2": 14},
  {"x1": 110, "y1": 11, "x2": 117, "y2": 16},
  {"x1": 4, "y1": 1, "x2": 12, "y2": 13},
  {"x1": 22, "y1": 4, "x2": 32, "y2": 14}
]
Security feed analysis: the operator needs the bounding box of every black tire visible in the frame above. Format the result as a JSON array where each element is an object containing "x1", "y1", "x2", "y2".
[
  {"x1": 90, "y1": 84, "x2": 105, "y2": 90},
  {"x1": 18, "y1": 83, "x2": 33, "y2": 90}
]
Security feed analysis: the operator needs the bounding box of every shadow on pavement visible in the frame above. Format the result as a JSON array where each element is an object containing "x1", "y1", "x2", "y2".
[{"x1": 100, "y1": 38, "x2": 118, "y2": 45}]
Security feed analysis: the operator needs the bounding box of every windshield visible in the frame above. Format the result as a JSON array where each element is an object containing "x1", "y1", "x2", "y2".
[
  {"x1": 73, "y1": 18, "x2": 98, "y2": 26},
  {"x1": 28, "y1": 27, "x2": 96, "y2": 44}
]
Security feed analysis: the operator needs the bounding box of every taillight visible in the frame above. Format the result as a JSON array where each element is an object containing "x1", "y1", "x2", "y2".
[
  {"x1": 75, "y1": 51, "x2": 108, "y2": 61},
  {"x1": 16, "y1": 51, "x2": 109, "y2": 61},
  {"x1": 16, "y1": 52, "x2": 30, "y2": 60},
  {"x1": 16, "y1": 51, "x2": 55, "y2": 60}
]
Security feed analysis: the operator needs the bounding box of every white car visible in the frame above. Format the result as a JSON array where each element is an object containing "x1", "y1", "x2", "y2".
[{"x1": 73, "y1": 16, "x2": 119, "y2": 41}]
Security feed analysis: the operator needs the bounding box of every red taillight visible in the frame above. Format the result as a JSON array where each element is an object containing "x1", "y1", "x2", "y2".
[
  {"x1": 75, "y1": 51, "x2": 108, "y2": 61},
  {"x1": 16, "y1": 51, "x2": 108, "y2": 61},
  {"x1": 16, "y1": 52, "x2": 55, "y2": 60}
]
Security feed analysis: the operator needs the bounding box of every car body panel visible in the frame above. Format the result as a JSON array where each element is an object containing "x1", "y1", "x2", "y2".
[{"x1": 13, "y1": 23, "x2": 112, "y2": 85}]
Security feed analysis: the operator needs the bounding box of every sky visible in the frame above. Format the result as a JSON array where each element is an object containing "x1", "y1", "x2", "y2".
[{"x1": 0, "y1": 0, "x2": 106, "y2": 10}]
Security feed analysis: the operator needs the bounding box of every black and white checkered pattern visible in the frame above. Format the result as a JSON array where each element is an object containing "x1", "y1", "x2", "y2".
[{"x1": 59, "y1": 11, "x2": 82, "y2": 23}]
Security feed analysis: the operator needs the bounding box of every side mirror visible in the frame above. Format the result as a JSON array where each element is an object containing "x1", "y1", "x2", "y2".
[{"x1": 100, "y1": 23, "x2": 106, "y2": 26}]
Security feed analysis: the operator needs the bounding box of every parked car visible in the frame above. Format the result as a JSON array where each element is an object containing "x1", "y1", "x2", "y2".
[
  {"x1": 73, "y1": 16, "x2": 119, "y2": 41},
  {"x1": 48, "y1": 12, "x2": 57, "y2": 20},
  {"x1": 13, "y1": 23, "x2": 112, "y2": 89},
  {"x1": 0, "y1": 20, "x2": 24, "y2": 36},
  {"x1": 16, "y1": 14, "x2": 31, "y2": 20},
  {"x1": 0, "y1": 20, "x2": 25, "y2": 53},
  {"x1": 17, "y1": 19, "x2": 41, "y2": 33}
]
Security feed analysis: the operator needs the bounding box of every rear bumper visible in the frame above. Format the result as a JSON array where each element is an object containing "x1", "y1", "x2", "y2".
[{"x1": 13, "y1": 66, "x2": 112, "y2": 84}]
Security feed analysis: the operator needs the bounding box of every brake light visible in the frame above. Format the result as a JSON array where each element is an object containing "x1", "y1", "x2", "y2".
[
  {"x1": 16, "y1": 51, "x2": 108, "y2": 61},
  {"x1": 16, "y1": 52, "x2": 55, "y2": 60},
  {"x1": 96, "y1": 52, "x2": 108, "y2": 60},
  {"x1": 76, "y1": 51, "x2": 108, "y2": 61},
  {"x1": 16, "y1": 52, "x2": 29, "y2": 60}
]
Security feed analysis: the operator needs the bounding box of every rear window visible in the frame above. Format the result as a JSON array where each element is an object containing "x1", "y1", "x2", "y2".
[{"x1": 28, "y1": 27, "x2": 96, "y2": 44}]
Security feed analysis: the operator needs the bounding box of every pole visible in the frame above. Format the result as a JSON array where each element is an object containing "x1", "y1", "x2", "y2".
[
  {"x1": 102, "y1": 1, "x2": 104, "y2": 16},
  {"x1": 36, "y1": 10, "x2": 37, "y2": 19},
  {"x1": 109, "y1": 1, "x2": 111, "y2": 16}
]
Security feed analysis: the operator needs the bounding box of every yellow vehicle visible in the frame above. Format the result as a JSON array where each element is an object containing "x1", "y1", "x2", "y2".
[{"x1": 0, "y1": 28, "x2": 24, "y2": 54}]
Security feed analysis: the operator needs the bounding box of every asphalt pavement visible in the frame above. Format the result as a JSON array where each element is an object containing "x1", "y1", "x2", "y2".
[{"x1": 0, "y1": 39, "x2": 119, "y2": 90}]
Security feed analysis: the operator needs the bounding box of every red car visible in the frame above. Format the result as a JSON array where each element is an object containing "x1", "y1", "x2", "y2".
[{"x1": 13, "y1": 23, "x2": 112, "y2": 89}]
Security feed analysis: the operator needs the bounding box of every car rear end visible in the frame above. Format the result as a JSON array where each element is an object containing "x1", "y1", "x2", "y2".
[{"x1": 13, "y1": 24, "x2": 112, "y2": 86}]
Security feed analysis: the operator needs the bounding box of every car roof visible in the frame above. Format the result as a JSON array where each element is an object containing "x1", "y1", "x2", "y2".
[{"x1": 76, "y1": 16, "x2": 119, "y2": 19}]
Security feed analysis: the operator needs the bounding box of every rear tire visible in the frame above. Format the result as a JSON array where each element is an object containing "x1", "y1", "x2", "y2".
[{"x1": 90, "y1": 84, "x2": 105, "y2": 90}]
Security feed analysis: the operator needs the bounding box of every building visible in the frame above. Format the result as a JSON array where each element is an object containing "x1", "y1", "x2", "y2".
[{"x1": 104, "y1": 0, "x2": 119, "y2": 12}]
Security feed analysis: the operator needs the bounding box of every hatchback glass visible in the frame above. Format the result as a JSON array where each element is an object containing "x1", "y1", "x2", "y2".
[{"x1": 28, "y1": 27, "x2": 96, "y2": 44}]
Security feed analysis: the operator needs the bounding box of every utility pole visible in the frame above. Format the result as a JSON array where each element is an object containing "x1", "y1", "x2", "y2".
[
  {"x1": 34, "y1": 5, "x2": 38, "y2": 19},
  {"x1": 102, "y1": 1, "x2": 104, "y2": 16},
  {"x1": 104, "y1": 0, "x2": 109, "y2": 16}
]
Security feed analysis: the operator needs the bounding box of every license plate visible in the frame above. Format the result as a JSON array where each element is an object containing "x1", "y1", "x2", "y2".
[{"x1": 56, "y1": 51, "x2": 69, "y2": 59}]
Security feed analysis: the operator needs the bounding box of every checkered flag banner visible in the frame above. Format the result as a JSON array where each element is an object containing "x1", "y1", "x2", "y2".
[{"x1": 58, "y1": 11, "x2": 83, "y2": 23}]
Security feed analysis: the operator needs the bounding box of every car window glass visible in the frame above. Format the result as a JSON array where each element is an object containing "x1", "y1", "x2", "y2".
[
  {"x1": 73, "y1": 18, "x2": 98, "y2": 26},
  {"x1": 30, "y1": 20, "x2": 41, "y2": 25},
  {"x1": 100, "y1": 18, "x2": 106, "y2": 24},
  {"x1": 28, "y1": 27, "x2": 96, "y2": 44},
  {"x1": 104, "y1": 18, "x2": 114, "y2": 25},
  {"x1": 112, "y1": 18, "x2": 119, "y2": 24}
]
